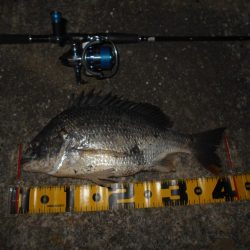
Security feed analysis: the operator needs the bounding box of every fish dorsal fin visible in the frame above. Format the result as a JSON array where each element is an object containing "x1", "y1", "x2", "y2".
[
  {"x1": 129, "y1": 103, "x2": 173, "y2": 128},
  {"x1": 73, "y1": 91, "x2": 173, "y2": 128}
]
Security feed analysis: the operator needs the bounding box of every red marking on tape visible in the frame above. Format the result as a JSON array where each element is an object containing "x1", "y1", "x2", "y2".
[
  {"x1": 223, "y1": 135, "x2": 233, "y2": 169},
  {"x1": 223, "y1": 134, "x2": 239, "y2": 200},
  {"x1": 17, "y1": 144, "x2": 22, "y2": 180}
]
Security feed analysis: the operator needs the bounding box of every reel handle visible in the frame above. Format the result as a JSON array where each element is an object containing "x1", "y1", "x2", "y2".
[
  {"x1": 51, "y1": 11, "x2": 63, "y2": 44},
  {"x1": 0, "y1": 11, "x2": 63, "y2": 45},
  {"x1": 51, "y1": 11, "x2": 62, "y2": 37}
]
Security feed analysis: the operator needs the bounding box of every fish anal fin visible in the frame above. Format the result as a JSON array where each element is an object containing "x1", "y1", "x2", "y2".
[{"x1": 153, "y1": 153, "x2": 180, "y2": 173}]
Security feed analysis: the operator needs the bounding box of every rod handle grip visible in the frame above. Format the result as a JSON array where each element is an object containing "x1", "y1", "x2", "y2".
[{"x1": 0, "y1": 34, "x2": 31, "y2": 44}]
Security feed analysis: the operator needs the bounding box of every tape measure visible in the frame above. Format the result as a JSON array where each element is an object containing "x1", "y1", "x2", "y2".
[{"x1": 8, "y1": 174, "x2": 250, "y2": 214}]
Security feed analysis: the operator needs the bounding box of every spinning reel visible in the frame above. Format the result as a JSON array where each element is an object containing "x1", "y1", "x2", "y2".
[
  {"x1": 60, "y1": 38, "x2": 118, "y2": 83},
  {"x1": 51, "y1": 11, "x2": 119, "y2": 83},
  {"x1": 0, "y1": 11, "x2": 249, "y2": 84}
]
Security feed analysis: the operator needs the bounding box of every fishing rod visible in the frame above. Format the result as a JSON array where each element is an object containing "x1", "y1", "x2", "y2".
[{"x1": 1, "y1": 11, "x2": 249, "y2": 84}]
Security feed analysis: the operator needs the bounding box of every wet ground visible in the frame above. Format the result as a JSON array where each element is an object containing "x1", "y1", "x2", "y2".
[{"x1": 0, "y1": 1, "x2": 249, "y2": 249}]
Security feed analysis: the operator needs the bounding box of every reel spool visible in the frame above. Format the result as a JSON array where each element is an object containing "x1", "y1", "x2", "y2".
[
  {"x1": 60, "y1": 38, "x2": 119, "y2": 84},
  {"x1": 83, "y1": 39, "x2": 119, "y2": 78}
]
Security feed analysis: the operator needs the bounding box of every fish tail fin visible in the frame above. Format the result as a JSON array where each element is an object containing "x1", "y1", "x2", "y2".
[{"x1": 192, "y1": 127, "x2": 226, "y2": 175}]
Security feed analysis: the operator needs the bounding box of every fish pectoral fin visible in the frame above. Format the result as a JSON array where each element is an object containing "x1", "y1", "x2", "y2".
[
  {"x1": 152, "y1": 153, "x2": 180, "y2": 173},
  {"x1": 86, "y1": 168, "x2": 117, "y2": 187}
]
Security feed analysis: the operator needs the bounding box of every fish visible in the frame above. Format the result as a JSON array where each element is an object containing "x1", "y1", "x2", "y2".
[{"x1": 22, "y1": 91, "x2": 225, "y2": 186}]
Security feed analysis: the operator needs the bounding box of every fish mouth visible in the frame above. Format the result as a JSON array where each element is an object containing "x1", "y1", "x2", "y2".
[
  {"x1": 21, "y1": 155, "x2": 37, "y2": 164},
  {"x1": 22, "y1": 158, "x2": 42, "y2": 172},
  {"x1": 21, "y1": 153, "x2": 54, "y2": 173},
  {"x1": 21, "y1": 153, "x2": 38, "y2": 171},
  {"x1": 21, "y1": 159, "x2": 34, "y2": 171}
]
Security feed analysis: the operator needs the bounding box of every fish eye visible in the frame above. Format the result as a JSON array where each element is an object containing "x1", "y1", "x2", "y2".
[
  {"x1": 62, "y1": 134, "x2": 68, "y2": 140},
  {"x1": 30, "y1": 141, "x2": 39, "y2": 148}
]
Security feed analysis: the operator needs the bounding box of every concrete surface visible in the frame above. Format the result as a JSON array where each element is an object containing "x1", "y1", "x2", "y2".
[{"x1": 0, "y1": 0, "x2": 249, "y2": 249}]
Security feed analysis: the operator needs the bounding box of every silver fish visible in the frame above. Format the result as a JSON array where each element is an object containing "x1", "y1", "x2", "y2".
[{"x1": 22, "y1": 91, "x2": 225, "y2": 185}]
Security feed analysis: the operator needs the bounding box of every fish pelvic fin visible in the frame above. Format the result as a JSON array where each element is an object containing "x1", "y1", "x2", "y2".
[{"x1": 192, "y1": 127, "x2": 226, "y2": 175}]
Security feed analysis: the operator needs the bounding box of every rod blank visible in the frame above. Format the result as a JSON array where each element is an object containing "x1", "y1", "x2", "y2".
[{"x1": 1, "y1": 33, "x2": 250, "y2": 45}]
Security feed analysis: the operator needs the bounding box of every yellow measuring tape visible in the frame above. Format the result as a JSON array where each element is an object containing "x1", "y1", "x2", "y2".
[{"x1": 9, "y1": 174, "x2": 250, "y2": 214}]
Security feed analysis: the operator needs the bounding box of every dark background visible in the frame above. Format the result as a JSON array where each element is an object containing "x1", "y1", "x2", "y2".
[{"x1": 0, "y1": 1, "x2": 249, "y2": 249}]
